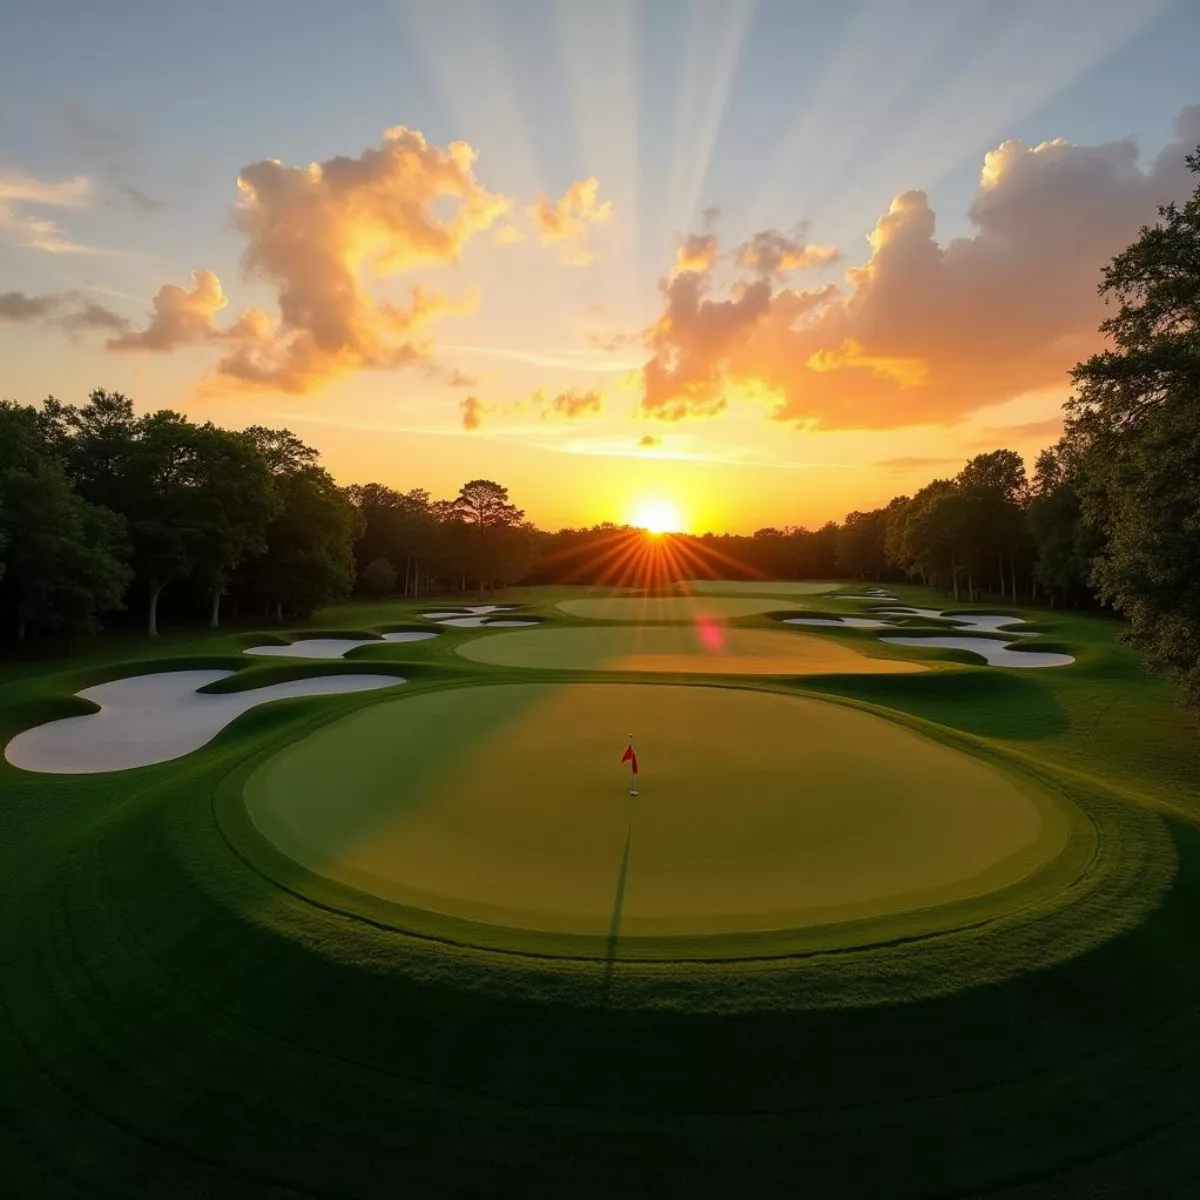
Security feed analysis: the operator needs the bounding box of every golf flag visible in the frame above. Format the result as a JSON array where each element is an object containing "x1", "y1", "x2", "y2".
[
  {"x1": 621, "y1": 741, "x2": 639, "y2": 775},
  {"x1": 621, "y1": 735, "x2": 639, "y2": 796}
]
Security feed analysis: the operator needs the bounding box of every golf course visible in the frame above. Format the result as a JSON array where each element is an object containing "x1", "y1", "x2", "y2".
[{"x1": 3, "y1": 580, "x2": 1200, "y2": 1197}]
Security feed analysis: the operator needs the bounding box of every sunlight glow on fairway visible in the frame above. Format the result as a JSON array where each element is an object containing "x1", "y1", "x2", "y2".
[{"x1": 630, "y1": 498, "x2": 686, "y2": 534}]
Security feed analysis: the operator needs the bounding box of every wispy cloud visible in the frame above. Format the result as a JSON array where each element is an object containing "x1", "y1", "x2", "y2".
[{"x1": 0, "y1": 168, "x2": 115, "y2": 254}]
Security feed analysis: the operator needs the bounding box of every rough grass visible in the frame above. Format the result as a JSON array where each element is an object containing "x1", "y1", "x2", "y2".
[{"x1": 3, "y1": 583, "x2": 1200, "y2": 1197}]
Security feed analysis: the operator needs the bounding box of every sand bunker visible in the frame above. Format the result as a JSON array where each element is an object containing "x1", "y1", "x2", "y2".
[
  {"x1": 784, "y1": 617, "x2": 895, "y2": 629},
  {"x1": 242, "y1": 683, "x2": 1069, "y2": 941},
  {"x1": 5, "y1": 669, "x2": 405, "y2": 774},
  {"x1": 880, "y1": 636, "x2": 1074, "y2": 669},
  {"x1": 876, "y1": 607, "x2": 1031, "y2": 634},
  {"x1": 457, "y1": 625, "x2": 925, "y2": 675},
  {"x1": 435, "y1": 617, "x2": 539, "y2": 628},
  {"x1": 245, "y1": 631, "x2": 437, "y2": 659},
  {"x1": 558, "y1": 597, "x2": 808, "y2": 621}
]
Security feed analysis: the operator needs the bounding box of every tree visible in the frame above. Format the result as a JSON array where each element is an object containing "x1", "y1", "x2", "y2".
[
  {"x1": 189, "y1": 425, "x2": 276, "y2": 627},
  {"x1": 359, "y1": 557, "x2": 397, "y2": 597},
  {"x1": 955, "y1": 449, "x2": 1028, "y2": 603},
  {"x1": 837, "y1": 509, "x2": 890, "y2": 581},
  {"x1": 1065, "y1": 144, "x2": 1200, "y2": 706},
  {"x1": 237, "y1": 465, "x2": 362, "y2": 621},
  {"x1": 1027, "y1": 442, "x2": 1103, "y2": 607},
  {"x1": 453, "y1": 479, "x2": 525, "y2": 599},
  {"x1": 0, "y1": 401, "x2": 131, "y2": 646}
]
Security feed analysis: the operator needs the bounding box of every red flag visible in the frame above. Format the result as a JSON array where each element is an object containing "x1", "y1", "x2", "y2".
[{"x1": 621, "y1": 744, "x2": 639, "y2": 775}]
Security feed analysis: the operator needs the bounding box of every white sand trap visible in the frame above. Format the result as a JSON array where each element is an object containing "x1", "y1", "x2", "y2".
[
  {"x1": 784, "y1": 617, "x2": 895, "y2": 629},
  {"x1": 881, "y1": 636, "x2": 1074, "y2": 669},
  {"x1": 245, "y1": 631, "x2": 437, "y2": 659},
  {"x1": 435, "y1": 617, "x2": 539, "y2": 629},
  {"x1": 4, "y1": 669, "x2": 406, "y2": 774},
  {"x1": 841, "y1": 593, "x2": 900, "y2": 603},
  {"x1": 421, "y1": 605, "x2": 510, "y2": 619},
  {"x1": 875, "y1": 608, "x2": 1032, "y2": 634}
]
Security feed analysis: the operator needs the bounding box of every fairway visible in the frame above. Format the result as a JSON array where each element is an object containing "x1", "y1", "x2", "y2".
[
  {"x1": 557, "y1": 595, "x2": 812, "y2": 620},
  {"x1": 242, "y1": 683, "x2": 1071, "y2": 943},
  {"x1": 683, "y1": 580, "x2": 840, "y2": 597},
  {"x1": 456, "y1": 624, "x2": 928, "y2": 674}
]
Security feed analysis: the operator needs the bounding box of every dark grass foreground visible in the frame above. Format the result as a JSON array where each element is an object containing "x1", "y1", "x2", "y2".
[{"x1": 3, "y1": 584, "x2": 1200, "y2": 1197}]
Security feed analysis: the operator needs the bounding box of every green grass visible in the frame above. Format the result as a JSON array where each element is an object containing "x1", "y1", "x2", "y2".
[
  {"x1": 3, "y1": 582, "x2": 1200, "y2": 1196},
  {"x1": 235, "y1": 681, "x2": 1075, "y2": 949}
]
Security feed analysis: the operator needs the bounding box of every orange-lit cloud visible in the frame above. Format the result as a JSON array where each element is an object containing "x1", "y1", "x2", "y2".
[
  {"x1": 527, "y1": 176, "x2": 612, "y2": 264},
  {"x1": 638, "y1": 434, "x2": 661, "y2": 448},
  {"x1": 461, "y1": 394, "x2": 486, "y2": 430},
  {"x1": 671, "y1": 232, "x2": 718, "y2": 277},
  {"x1": 544, "y1": 388, "x2": 603, "y2": 419},
  {"x1": 736, "y1": 227, "x2": 840, "y2": 276},
  {"x1": 638, "y1": 105, "x2": 1200, "y2": 430},
  {"x1": 114, "y1": 126, "x2": 507, "y2": 392},
  {"x1": 108, "y1": 268, "x2": 229, "y2": 350}
]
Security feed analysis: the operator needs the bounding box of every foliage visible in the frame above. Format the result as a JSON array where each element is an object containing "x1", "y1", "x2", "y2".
[{"x1": 1064, "y1": 146, "x2": 1200, "y2": 706}]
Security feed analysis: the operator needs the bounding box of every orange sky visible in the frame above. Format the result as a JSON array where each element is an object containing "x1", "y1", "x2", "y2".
[{"x1": 2, "y1": 3, "x2": 1198, "y2": 533}]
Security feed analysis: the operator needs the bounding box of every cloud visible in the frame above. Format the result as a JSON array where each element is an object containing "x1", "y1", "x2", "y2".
[
  {"x1": 636, "y1": 104, "x2": 1200, "y2": 430},
  {"x1": 672, "y1": 232, "x2": 718, "y2": 277},
  {"x1": 638, "y1": 434, "x2": 661, "y2": 448},
  {"x1": 0, "y1": 168, "x2": 108, "y2": 253},
  {"x1": 544, "y1": 388, "x2": 603, "y2": 419},
  {"x1": 0, "y1": 291, "x2": 58, "y2": 321},
  {"x1": 56, "y1": 104, "x2": 165, "y2": 213},
  {"x1": 527, "y1": 176, "x2": 612, "y2": 264},
  {"x1": 113, "y1": 126, "x2": 507, "y2": 392},
  {"x1": 444, "y1": 368, "x2": 478, "y2": 388},
  {"x1": 107, "y1": 269, "x2": 228, "y2": 351},
  {"x1": 736, "y1": 227, "x2": 840, "y2": 276},
  {"x1": 461, "y1": 395, "x2": 486, "y2": 431},
  {"x1": 0, "y1": 288, "x2": 127, "y2": 333},
  {"x1": 118, "y1": 184, "x2": 164, "y2": 212}
]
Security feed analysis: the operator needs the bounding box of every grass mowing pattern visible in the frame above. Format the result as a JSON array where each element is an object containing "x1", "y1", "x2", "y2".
[{"x1": 2, "y1": 583, "x2": 1200, "y2": 1196}]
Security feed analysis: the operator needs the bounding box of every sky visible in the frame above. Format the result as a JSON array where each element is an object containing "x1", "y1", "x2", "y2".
[{"x1": 2, "y1": 0, "x2": 1199, "y2": 534}]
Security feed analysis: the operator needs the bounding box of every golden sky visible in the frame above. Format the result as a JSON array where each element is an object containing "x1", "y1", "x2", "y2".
[{"x1": 2, "y1": 1, "x2": 1198, "y2": 532}]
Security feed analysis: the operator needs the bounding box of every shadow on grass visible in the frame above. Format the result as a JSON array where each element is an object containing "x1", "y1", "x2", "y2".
[{"x1": 797, "y1": 669, "x2": 1070, "y2": 740}]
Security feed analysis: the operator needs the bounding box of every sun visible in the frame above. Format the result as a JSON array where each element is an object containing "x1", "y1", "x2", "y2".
[{"x1": 630, "y1": 498, "x2": 685, "y2": 535}]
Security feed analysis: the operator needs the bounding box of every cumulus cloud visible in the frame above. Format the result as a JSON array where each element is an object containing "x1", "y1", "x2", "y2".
[
  {"x1": 1, "y1": 288, "x2": 127, "y2": 333},
  {"x1": 108, "y1": 269, "x2": 228, "y2": 351},
  {"x1": 114, "y1": 126, "x2": 507, "y2": 392},
  {"x1": 637, "y1": 104, "x2": 1200, "y2": 430},
  {"x1": 544, "y1": 388, "x2": 603, "y2": 419},
  {"x1": 0, "y1": 168, "x2": 107, "y2": 253},
  {"x1": 527, "y1": 176, "x2": 612, "y2": 265}
]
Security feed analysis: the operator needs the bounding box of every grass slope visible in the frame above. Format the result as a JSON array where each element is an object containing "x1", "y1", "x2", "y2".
[{"x1": 1, "y1": 582, "x2": 1200, "y2": 1197}]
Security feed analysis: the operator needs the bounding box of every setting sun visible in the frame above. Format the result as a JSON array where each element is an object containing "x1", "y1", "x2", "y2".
[{"x1": 630, "y1": 498, "x2": 686, "y2": 535}]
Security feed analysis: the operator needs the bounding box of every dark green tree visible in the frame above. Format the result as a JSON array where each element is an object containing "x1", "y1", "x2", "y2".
[{"x1": 1065, "y1": 145, "x2": 1200, "y2": 705}]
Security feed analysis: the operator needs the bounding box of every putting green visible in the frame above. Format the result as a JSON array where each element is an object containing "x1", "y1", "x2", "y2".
[
  {"x1": 557, "y1": 596, "x2": 811, "y2": 620},
  {"x1": 242, "y1": 683, "x2": 1073, "y2": 950},
  {"x1": 456, "y1": 624, "x2": 927, "y2": 675},
  {"x1": 683, "y1": 580, "x2": 839, "y2": 597}
]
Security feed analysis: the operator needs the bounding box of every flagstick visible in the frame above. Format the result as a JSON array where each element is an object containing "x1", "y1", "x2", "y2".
[{"x1": 629, "y1": 733, "x2": 638, "y2": 797}]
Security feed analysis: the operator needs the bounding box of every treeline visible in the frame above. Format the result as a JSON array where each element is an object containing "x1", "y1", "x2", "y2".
[
  {"x1": 0, "y1": 390, "x2": 533, "y2": 645},
  {"x1": 834, "y1": 445, "x2": 1101, "y2": 609}
]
